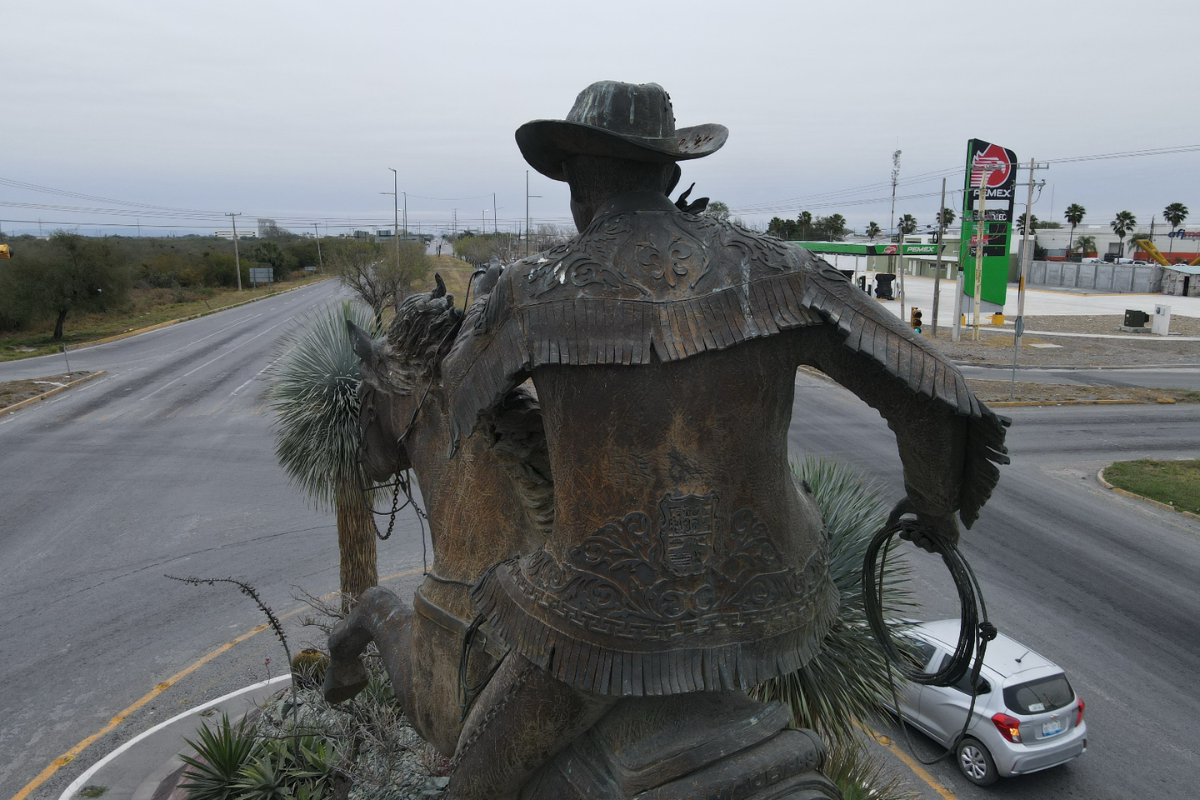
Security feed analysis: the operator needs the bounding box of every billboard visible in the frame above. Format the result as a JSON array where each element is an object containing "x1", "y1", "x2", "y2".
[{"x1": 959, "y1": 139, "x2": 1016, "y2": 308}]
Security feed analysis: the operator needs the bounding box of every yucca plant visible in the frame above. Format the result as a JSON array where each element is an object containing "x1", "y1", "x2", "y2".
[
  {"x1": 267, "y1": 300, "x2": 381, "y2": 610},
  {"x1": 179, "y1": 713, "x2": 262, "y2": 800},
  {"x1": 823, "y1": 740, "x2": 921, "y2": 800},
  {"x1": 753, "y1": 456, "x2": 916, "y2": 748}
]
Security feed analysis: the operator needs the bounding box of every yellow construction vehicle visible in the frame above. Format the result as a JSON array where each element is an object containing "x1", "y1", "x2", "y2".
[
  {"x1": 0, "y1": 243, "x2": 10, "y2": 258},
  {"x1": 1134, "y1": 238, "x2": 1200, "y2": 267}
]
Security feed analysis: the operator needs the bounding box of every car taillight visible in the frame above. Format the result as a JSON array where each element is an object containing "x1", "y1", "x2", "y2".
[
  {"x1": 992, "y1": 712, "x2": 1022, "y2": 742},
  {"x1": 1075, "y1": 697, "x2": 1085, "y2": 727}
]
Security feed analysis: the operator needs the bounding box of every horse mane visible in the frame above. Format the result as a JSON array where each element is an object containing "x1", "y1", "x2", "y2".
[
  {"x1": 481, "y1": 385, "x2": 555, "y2": 539},
  {"x1": 386, "y1": 279, "x2": 464, "y2": 380}
]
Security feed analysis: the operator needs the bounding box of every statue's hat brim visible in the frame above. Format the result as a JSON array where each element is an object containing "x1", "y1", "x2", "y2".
[{"x1": 516, "y1": 120, "x2": 728, "y2": 182}]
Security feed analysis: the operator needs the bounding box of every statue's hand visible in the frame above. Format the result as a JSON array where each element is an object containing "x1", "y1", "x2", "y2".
[{"x1": 887, "y1": 498, "x2": 960, "y2": 553}]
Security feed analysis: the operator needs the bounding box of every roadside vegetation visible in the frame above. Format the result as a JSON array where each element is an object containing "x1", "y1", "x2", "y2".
[
  {"x1": 1104, "y1": 459, "x2": 1200, "y2": 514},
  {"x1": 0, "y1": 231, "x2": 327, "y2": 360}
]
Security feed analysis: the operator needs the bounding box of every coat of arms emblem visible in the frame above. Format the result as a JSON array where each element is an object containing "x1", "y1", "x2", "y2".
[{"x1": 658, "y1": 492, "x2": 717, "y2": 577}]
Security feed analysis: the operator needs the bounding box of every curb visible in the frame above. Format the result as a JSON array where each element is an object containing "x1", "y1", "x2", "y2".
[
  {"x1": 1096, "y1": 467, "x2": 1200, "y2": 522},
  {"x1": 958, "y1": 361, "x2": 1200, "y2": 371},
  {"x1": 1, "y1": 370, "x2": 106, "y2": 414},
  {"x1": 63, "y1": 278, "x2": 331, "y2": 353},
  {"x1": 986, "y1": 398, "x2": 1143, "y2": 408},
  {"x1": 58, "y1": 675, "x2": 291, "y2": 800}
]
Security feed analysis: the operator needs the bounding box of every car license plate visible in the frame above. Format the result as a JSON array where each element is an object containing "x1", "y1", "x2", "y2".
[{"x1": 1042, "y1": 719, "x2": 1062, "y2": 737}]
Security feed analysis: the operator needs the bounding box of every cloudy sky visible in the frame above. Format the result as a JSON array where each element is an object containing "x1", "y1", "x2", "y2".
[{"x1": 4, "y1": 0, "x2": 1198, "y2": 238}]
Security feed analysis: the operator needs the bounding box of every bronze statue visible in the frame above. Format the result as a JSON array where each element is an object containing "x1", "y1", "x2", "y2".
[{"x1": 326, "y1": 81, "x2": 1008, "y2": 800}]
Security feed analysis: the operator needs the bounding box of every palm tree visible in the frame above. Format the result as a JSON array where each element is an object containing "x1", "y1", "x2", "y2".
[
  {"x1": 1012, "y1": 214, "x2": 1041, "y2": 236},
  {"x1": 754, "y1": 457, "x2": 913, "y2": 749},
  {"x1": 1111, "y1": 211, "x2": 1137, "y2": 256},
  {"x1": 268, "y1": 300, "x2": 381, "y2": 610},
  {"x1": 1164, "y1": 202, "x2": 1189, "y2": 259},
  {"x1": 1063, "y1": 204, "x2": 1086, "y2": 261},
  {"x1": 1074, "y1": 234, "x2": 1097, "y2": 258},
  {"x1": 936, "y1": 207, "x2": 956, "y2": 229},
  {"x1": 865, "y1": 222, "x2": 881, "y2": 241},
  {"x1": 897, "y1": 214, "x2": 917, "y2": 238}
]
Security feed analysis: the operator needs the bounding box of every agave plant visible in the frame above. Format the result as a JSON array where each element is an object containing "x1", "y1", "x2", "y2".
[
  {"x1": 267, "y1": 300, "x2": 381, "y2": 610},
  {"x1": 753, "y1": 456, "x2": 916, "y2": 748},
  {"x1": 179, "y1": 713, "x2": 262, "y2": 800},
  {"x1": 824, "y1": 739, "x2": 921, "y2": 800}
]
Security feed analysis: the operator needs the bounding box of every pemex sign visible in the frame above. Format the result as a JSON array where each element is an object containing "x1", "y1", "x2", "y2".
[{"x1": 959, "y1": 139, "x2": 1016, "y2": 308}]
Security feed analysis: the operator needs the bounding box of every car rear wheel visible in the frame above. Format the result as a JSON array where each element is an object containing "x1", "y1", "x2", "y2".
[{"x1": 956, "y1": 737, "x2": 998, "y2": 786}]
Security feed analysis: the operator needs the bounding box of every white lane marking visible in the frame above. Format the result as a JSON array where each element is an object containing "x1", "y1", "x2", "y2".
[
  {"x1": 137, "y1": 322, "x2": 283, "y2": 403},
  {"x1": 57, "y1": 675, "x2": 290, "y2": 800}
]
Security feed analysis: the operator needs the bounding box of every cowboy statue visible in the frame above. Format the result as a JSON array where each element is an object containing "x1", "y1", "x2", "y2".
[{"x1": 325, "y1": 80, "x2": 1009, "y2": 800}]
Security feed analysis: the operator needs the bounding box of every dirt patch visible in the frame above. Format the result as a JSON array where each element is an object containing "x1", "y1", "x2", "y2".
[
  {"x1": 0, "y1": 372, "x2": 93, "y2": 410},
  {"x1": 967, "y1": 378, "x2": 1200, "y2": 406}
]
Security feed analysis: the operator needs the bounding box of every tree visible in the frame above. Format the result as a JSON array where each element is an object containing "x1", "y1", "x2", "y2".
[
  {"x1": 252, "y1": 241, "x2": 287, "y2": 270},
  {"x1": 329, "y1": 239, "x2": 428, "y2": 328},
  {"x1": 865, "y1": 222, "x2": 881, "y2": 241},
  {"x1": 1064, "y1": 203, "x2": 1086, "y2": 260},
  {"x1": 1164, "y1": 202, "x2": 1189, "y2": 259},
  {"x1": 1074, "y1": 234, "x2": 1097, "y2": 257},
  {"x1": 267, "y1": 300, "x2": 380, "y2": 610},
  {"x1": 14, "y1": 232, "x2": 130, "y2": 340},
  {"x1": 1015, "y1": 214, "x2": 1039, "y2": 235},
  {"x1": 815, "y1": 214, "x2": 847, "y2": 241},
  {"x1": 703, "y1": 201, "x2": 731, "y2": 222},
  {"x1": 1111, "y1": 211, "x2": 1137, "y2": 256},
  {"x1": 767, "y1": 217, "x2": 799, "y2": 240},
  {"x1": 897, "y1": 214, "x2": 917, "y2": 236},
  {"x1": 935, "y1": 207, "x2": 956, "y2": 229}
]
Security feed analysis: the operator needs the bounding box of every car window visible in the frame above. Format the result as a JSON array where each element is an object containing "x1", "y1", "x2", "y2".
[
  {"x1": 1004, "y1": 674, "x2": 1074, "y2": 714},
  {"x1": 935, "y1": 654, "x2": 991, "y2": 695},
  {"x1": 898, "y1": 636, "x2": 937, "y2": 671}
]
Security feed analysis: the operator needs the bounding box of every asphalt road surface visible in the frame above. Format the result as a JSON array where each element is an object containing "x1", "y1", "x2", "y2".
[
  {"x1": 960, "y1": 364, "x2": 1200, "y2": 391},
  {"x1": 2, "y1": 290, "x2": 1197, "y2": 799}
]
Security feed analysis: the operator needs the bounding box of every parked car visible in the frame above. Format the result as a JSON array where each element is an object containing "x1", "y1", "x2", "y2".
[{"x1": 890, "y1": 620, "x2": 1087, "y2": 786}]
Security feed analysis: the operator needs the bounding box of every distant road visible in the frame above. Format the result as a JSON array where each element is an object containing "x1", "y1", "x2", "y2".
[{"x1": 959, "y1": 364, "x2": 1200, "y2": 391}]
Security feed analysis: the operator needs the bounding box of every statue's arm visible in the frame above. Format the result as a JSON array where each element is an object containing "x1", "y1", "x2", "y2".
[{"x1": 791, "y1": 269, "x2": 1009, "y2": 538}]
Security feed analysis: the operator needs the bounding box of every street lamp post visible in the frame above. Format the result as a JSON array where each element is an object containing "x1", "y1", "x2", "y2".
[
  {"x1": 388, "y1": 168, "x2": 400, "y2": 273},
  {"x1": 225, "y1": 212, "x2": 242, "y2": 291}
]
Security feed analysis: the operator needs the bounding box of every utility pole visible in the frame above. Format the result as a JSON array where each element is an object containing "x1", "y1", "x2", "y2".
[
  {"x1": 888, "y1": 150, "x2": 903, "y2": 317},
  {"x1": 931, "y1": 178, "x2": 947, "y2": 338},
  {"x1": 313, "y1": 222, "x2": 323, "y2": 272},
  {"x1": 387, "y1": 168, "x2": 400, "y2": 273},
  {"x1": 225, "y1": 212, "x2": 242, "y2": 290},
  {"x1": 1011, "y1": 159, "x2": 1048, "y2": 396},
  {"x1": 525, "y1": 170, "x2": 541, "y2": 256},
  {"x1": 493, "y1": 193, "x2": 498, "y2": 234},
  {"x1": 453, "y1": 209, "x2": 457, "y2": 240},
  {"x1": 402, "y1": 191, "x2": 407, "y2": 241},
  {"x1": 971, "y1": 167, "x2": 991, "y2": 341}
]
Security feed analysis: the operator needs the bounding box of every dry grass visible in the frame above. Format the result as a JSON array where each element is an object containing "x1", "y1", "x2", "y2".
[{"x1": 0, "y1": 372, "x2": 93, "y2": 410}]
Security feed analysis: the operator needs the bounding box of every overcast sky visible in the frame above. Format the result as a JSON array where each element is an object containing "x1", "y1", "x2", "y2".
[{"x1": 4, "y1": 0, "x2": 1198, "y2": 239}]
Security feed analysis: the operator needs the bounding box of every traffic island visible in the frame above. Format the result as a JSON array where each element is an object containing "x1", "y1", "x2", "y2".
[{"x1": 1, "y1": 371, "x2": 105, "y2": 414}]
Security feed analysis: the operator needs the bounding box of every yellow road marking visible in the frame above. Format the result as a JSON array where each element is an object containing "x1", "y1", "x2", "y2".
[
  {"x1": 10, "y1": 566, "x2": 424, "y2": 800},
  {"x1": 863, "y1": 723, "x2": 957, "y2": 799}
]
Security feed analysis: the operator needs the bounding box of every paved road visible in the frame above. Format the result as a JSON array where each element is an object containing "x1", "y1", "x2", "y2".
[
  {"x1": 2, "y1": 295, "x2": 1197, "y2": 799},
  {"x1": 0, "y1": 281, "x2": 431, "y2": 800},
  {"x1": 792, "y1": 375, "x2": 1200, "y2": 798},
  {"x1": 960, "y1": 364, "x2": 1200, "y2": 391}
]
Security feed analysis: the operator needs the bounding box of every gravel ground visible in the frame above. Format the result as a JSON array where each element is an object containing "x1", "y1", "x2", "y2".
[{"x1": 0, "y1": 371, "x2": 92, "y2": 409}]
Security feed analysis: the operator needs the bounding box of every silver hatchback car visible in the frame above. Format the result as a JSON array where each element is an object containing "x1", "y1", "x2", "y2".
[{"x1": 893, "y1": 620, "x2": 1088, "y2": 786}]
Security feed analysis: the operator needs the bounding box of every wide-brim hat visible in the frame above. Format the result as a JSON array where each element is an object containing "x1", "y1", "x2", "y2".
[{"x1": 517, "y1": 81, "x2": 728, "y2": 182}]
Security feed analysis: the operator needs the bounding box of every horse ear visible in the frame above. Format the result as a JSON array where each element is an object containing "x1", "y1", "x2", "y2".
[
  {"x1": 346, "y1": 319, "x2": 381, "y2": 369},
  {"x1": 432, "y1": 273, "x2": 447, "y2": 298}
]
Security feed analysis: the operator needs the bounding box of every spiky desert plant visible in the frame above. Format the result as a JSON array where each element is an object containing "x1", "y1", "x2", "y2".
[
  {"x1": 824, "y1": 740, "x2": 921, "y2": 800},
  {"x1": 267, "y1": 300, "x2": 381, "y2": 610},
  {"x1": 753, "y1": 456, "x2": 915, "y2": 748},
  {"x1": 179, "y1": 713, "x2": 262, "y2": 800}
]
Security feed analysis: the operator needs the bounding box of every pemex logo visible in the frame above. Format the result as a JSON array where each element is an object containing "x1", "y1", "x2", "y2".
[{"x1": 970, "y1": 143, "x2": 1011, "y2": 188}]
